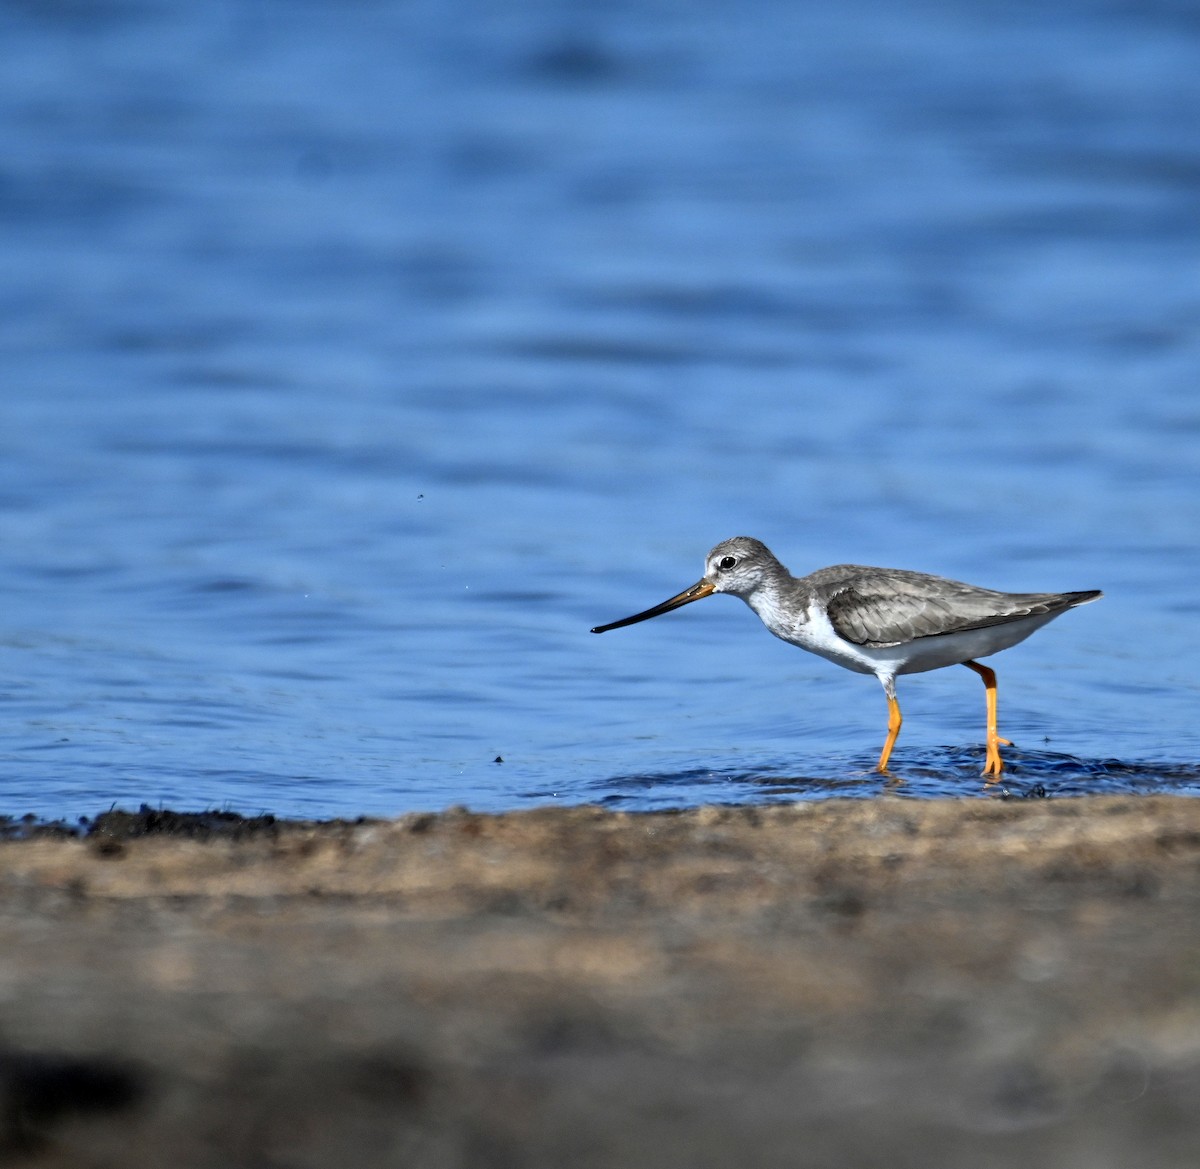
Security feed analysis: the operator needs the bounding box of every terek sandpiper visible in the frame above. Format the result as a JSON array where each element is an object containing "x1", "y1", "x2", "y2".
[{"x1": 591, "y1": 537, "x2": 1101, "y2": 775}]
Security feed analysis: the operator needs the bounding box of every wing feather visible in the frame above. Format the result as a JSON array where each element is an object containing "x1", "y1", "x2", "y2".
[{"x1": 825, "y1": 580, "x2": 1097, "y2": 648}]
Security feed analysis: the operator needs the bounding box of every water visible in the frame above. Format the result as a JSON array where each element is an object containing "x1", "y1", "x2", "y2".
[{"x1": 2, "y1": 0, "x2": 1198, "y2": 820}]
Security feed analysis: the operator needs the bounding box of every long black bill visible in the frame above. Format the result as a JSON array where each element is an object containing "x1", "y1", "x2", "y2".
[{"x1": 591, "y1": 579, "x2": 716, "y2": 634}]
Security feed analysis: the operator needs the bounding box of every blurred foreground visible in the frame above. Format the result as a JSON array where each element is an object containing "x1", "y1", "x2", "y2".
[{"x1": 1, "y1": 797, "x2": 1198, "y2": 1167}]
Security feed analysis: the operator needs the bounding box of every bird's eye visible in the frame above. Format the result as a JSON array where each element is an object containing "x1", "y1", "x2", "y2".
[{"x1": 718, "y1": 556, "x2": 738, "y2": 571}]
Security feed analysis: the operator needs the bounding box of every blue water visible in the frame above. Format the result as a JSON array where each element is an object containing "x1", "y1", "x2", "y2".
[{"x1": 2, "y1": 0, "x2": 1199, "y2": 819}]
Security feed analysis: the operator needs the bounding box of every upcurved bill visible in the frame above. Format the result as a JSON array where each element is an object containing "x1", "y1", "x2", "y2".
[{"x1": 591, "y1": 579, "x2": 715, "y2": 633}]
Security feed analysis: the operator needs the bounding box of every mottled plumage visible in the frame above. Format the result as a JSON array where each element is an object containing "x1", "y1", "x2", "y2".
[
  {"x1": 816, "y1": 568, "x2": 1097, "y2": 648},
  {"x1": 592, "y1": 536, "x2": 1101, "y2": 776}
]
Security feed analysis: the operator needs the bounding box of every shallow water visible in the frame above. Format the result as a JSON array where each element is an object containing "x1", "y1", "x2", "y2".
[{"x1": 1, "y1": 0, "x2": 1198, "y2": 819}]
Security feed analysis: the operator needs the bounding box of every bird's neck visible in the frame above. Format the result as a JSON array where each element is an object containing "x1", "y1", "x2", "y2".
[{"x1": 742, "y1": 578, "x2": 807, "y2": 640}]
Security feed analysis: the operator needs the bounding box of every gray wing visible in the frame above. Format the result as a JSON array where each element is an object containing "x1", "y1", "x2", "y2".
[{"x1": 824, "y1": 575, "x2": 1098, "y2": 648}]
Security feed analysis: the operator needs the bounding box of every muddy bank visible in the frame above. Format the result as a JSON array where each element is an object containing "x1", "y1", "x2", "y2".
[{"x1": 1, "y1": 795, "x2": 1199, "y2": 1168}]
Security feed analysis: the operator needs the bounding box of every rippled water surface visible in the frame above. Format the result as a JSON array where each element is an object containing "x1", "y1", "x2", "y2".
[{"x1": 2, "y1": 0, "x2": 1199, "y2": 819}]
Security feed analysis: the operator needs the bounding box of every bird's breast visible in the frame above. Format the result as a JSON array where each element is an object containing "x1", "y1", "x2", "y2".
[{"x1": 748, "y1": 594, "x2": 880, "y2": 676}]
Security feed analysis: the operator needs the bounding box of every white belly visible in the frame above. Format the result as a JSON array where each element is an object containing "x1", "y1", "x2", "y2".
[{"x1": 765, "y1": 600, "x2": 1062, "y2": 678}]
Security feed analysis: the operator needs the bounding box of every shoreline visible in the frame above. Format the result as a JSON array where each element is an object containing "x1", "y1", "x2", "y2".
[{"x1": 2, "y1": 795, "x2": 1199, "y2": 1166}]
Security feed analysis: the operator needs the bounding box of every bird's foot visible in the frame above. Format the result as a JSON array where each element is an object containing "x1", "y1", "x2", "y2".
[{"x1": 982, "y1": 740, "x2": 1005, "y2": 778}]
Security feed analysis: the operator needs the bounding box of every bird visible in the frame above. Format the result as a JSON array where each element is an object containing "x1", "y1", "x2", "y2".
[{"x1": 591, "y1": 537, "x2": 1101, "y2": 776}]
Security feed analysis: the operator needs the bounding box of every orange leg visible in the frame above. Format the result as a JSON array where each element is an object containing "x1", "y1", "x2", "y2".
[
  {"x1": 963, "y1": 660, "x2": 1007, "y2": 777},
  {"x1": 876, "y1": 683, "x2": 902, "y2": 772}
]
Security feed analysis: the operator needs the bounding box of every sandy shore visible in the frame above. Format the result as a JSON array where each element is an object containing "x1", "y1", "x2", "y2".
[{"x1": 2, "y1": 795, "x2": 1199, "y2": 1167}]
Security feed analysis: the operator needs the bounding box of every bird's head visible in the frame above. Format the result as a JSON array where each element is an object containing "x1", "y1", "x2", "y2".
[
  {"x1": 591, "y1": 536, "x2": 785, "y2": 633},
  {"x1": 701, "y1": 536, "x2": 782, "y2": 599}
]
